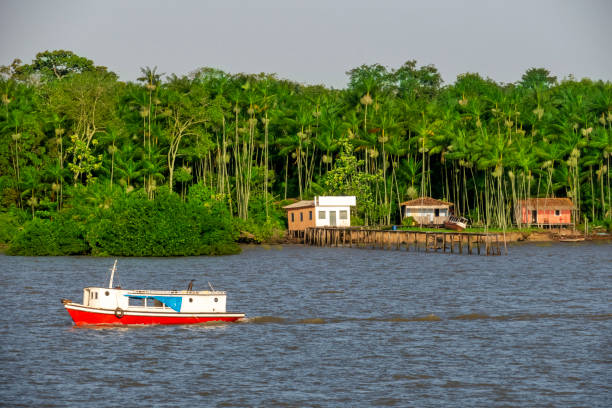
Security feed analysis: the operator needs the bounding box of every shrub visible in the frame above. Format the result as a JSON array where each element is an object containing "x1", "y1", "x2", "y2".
[
  {"x1": 402, "y1": 216, "x2": 415, "y2": 227},
  {"x1": 8, "y1": 216, "x2": 88, "y2": 256},
  {"x1": 86, "y1": 190, "x2": 239, "y2": 256},
  {"x1": 0, "y1": 210, "x2": 23, "y2": 244}
]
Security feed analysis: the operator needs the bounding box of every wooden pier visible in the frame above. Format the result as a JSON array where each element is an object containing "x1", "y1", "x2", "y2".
[{"x1": 290, "y1": 227, "x2": 505, "y2": 256}]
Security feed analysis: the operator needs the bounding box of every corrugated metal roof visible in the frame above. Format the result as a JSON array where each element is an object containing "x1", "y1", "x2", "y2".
[
  {"x1": 517, "y1": 198, "x2": 574, "y2": 209},
  {"x1": 400, "y1": 197, "x2": 453, "y2": 208},
  {"x1": 282, "y1": 200, "x2": 315, "y2": 210}
]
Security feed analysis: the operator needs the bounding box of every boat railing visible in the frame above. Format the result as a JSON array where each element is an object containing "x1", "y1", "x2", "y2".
[{"x1": 126, "y1": 289, "x2": 227, "y2": 296}]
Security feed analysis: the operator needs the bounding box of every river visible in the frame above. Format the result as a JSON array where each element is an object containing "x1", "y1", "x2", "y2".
[{"x1": 1, "y1": 241, "x2": 610, "y2": 407}]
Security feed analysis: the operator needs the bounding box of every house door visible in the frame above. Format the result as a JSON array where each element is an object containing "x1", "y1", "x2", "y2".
[
  {"x1": 329, "y1": 211, "x2": 337, "y2": 226},
  {"x1": 531, "y1": 210, "x2": 537, "y2": 223}
]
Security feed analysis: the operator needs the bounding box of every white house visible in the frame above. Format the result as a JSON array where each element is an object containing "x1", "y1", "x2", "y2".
[
  {"x1": 314, "y1": 196, "x2": 356, "y2": 227},
  {"x1": 400, "y1": 197, "x2": 453, "y2": 226},
  {"x1": 283, "y1": 196, "x2": 356, "y2": 231}
]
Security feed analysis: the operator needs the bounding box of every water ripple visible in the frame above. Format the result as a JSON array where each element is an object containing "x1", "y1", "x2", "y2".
[{"x1": 1, "y1": 242, "x2": 610, "y2": 407}]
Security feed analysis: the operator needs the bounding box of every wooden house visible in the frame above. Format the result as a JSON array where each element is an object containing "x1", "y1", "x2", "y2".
[
  {"x1": 400, "y1": 197, "x2": 453, "y2": 226},
  {"x1": 283, "y1": 196, "x2": 356, "y2": 232},
  {"x1": 516, "y1": 198, "x2": 574, "y2": 226}
]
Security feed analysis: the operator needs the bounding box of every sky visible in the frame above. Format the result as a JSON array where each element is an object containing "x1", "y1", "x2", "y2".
[{"x1": 1, "y1": 0, "x2": 611, "y2": 88}]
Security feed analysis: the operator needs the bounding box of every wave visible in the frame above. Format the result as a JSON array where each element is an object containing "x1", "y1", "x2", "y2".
[
  {"x1": 384, "y1": 314, "x2": 443, "y2": 322},
  {"x1": 236, "y1": 312, "x2": 611, "y2": 325},
  {"x1": 296, "y1": 318, "x2": 326, "y2": 324},
  {"x1": 451, "y1": 313, "x2": 491, "y2": 320},
  {"x1": 242, "y1": 316, "x2": 286, "y2": 324},
  {"x1": 450, "y1": 312, "x2": 612, "y2": 321}
]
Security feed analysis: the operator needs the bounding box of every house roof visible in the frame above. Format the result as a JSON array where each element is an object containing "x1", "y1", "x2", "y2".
[
  {"x1": 282, "y1": 200, "x2": 315, "y2": 210},
  {"x1": 400, "y1": 197, "x2": 453, "y2": 208},
  {"x1": 517, "y1": 198, "x2": 574, "y2": 210}
]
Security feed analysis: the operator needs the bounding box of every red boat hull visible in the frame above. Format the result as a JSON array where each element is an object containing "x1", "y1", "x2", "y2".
[{"x1": 65, "y1": 305, "x2": 244, "y2": 326}]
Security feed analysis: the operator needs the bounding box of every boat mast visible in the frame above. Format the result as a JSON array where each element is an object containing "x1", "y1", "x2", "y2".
[{"x1": 109, "y1": 259, "x2": 118, "y2": 288}]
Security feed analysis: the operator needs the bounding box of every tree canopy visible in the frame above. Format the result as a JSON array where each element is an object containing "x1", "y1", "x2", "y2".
[{"x1": 1, "y1": 50, "x2": 611, "y2": 254}]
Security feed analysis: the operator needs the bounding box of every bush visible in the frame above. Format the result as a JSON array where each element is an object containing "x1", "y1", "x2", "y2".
[
  {"x1": 602, "y1": 217, "x2": 612, "y2": 233},
  {"x1": 86, "y1": 190, "x2": 239, "y2": 256},
  {"x1": 232, "y1": 218, "x2": 285, "y2": 243},
  {"x1": 8, "y1": 216, "x2": 88, "y2": 256},
  {"x1": 0, "y1": 210, "x2": 23, "y2": 244},
  {"x1": 402, "y1": 216, "x2": 415, "y2": 227},
  {"x1": 351, "y1": 214, "x2": 364, "y2": 226}
]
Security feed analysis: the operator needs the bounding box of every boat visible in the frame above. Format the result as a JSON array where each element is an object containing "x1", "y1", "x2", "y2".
[
  {"x1": 62, "y1": 260, "x2": 245, "y2": 326},
  {"x1": 444, "y1": 216, "x2": 468, "y2": 231}
]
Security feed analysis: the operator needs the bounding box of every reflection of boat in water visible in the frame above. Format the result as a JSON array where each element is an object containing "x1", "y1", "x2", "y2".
[
  {"x1": 444, "y1": 216, "x2": 468, "y2": 231},
  {"x1": 62, "y1": 260, "x2": 245, "y2": 326}
]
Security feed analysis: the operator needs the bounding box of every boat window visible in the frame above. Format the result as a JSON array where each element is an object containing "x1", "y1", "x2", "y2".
[
  {"x1": 189, "y1": 298, "x2": 193, "y2": 302},
  {"x1": 105, "y1": 291, "x2": 109, "y2": 296},
  {"x1": 146, "y1": 298, "x2": 163, "y2": 308},
  {"x1": 214, "y1": 298, "x2": 218, "y2": 303},
  {"x1": 129, "y1": 297, "x2": 145, "y2": 307}
]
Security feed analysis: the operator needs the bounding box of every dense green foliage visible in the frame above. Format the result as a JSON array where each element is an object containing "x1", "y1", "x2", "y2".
[
  {"x1": 1, "y1": 52, "x2": 611, "y2": 255},
  {"x1": 7, "y1": 186, "x2": 240, "y2": 256}
]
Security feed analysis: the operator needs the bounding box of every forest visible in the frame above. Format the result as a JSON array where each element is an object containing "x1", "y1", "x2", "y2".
[{"x1": 1, "y1": 50, "x2": 611, "y2": 255}]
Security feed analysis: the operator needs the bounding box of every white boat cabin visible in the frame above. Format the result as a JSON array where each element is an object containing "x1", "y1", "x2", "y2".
[{"x1": 82, "y1": 287, "x2": 228, "y2": 313}]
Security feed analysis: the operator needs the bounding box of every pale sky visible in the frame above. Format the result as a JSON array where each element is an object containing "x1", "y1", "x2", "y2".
[{"x1": 1, "y1": 0, "x2": 611, "y2": 88}]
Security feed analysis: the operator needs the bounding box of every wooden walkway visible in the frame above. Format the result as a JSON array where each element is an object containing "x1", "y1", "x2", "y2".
[{"x1": 289, "y1": 227, "x2": 505, "y2": 256}]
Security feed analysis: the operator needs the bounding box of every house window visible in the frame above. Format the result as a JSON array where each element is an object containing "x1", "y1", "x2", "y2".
[
  {"x1": 291, "y1": 213, "x2": 294, "y2": 222},
  {"x1": 555, "y1": 210, "x2": 560, "y2": 216},
  {"x1": 319, "y1": 211, "x2": 325, "y2": 219},
  {"x1": 309, "y1": 211, "x2": 312, "y2": 220},
  {"x1": 434, "y1": 209, "x2": 440, "y2": 217},
  {"x1": 339, "y1": 210, "x2": 348, "y2": 220},
  {"x1": 300, "y1": 212, "x2": 303, "y2": 222}
]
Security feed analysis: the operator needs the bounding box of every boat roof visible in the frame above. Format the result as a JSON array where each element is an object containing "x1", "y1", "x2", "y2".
[{"x1": 85, "y1": 287, "x2": 226, "y2": 295}]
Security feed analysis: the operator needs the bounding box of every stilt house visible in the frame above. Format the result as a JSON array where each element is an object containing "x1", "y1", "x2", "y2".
[
  {"x1": 516, "y1": 198, "x2": 574, "y2": 226},
  {"x1": 400, "y1": 197, "x2": 453, "y2": 226},
  {"x1": 283, "y1": 196, "x2": 356, "y2": 232}
]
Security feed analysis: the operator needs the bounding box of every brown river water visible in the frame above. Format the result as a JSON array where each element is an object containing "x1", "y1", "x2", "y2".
[{"x1": 1, "y1": 241, "x2": 610, "y2": 407}]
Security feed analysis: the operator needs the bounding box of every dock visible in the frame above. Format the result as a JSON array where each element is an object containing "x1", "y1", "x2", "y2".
[{"x1": 290, "y1": 227, "x2": 505, "y2": 256}]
